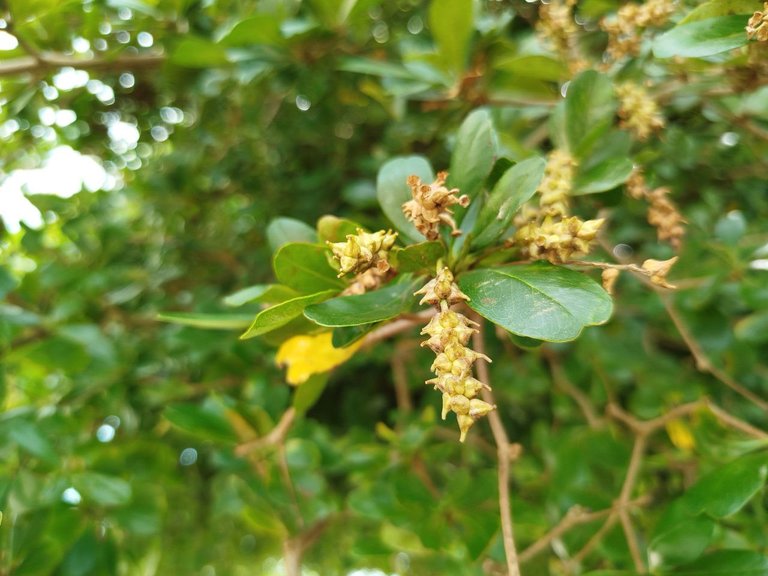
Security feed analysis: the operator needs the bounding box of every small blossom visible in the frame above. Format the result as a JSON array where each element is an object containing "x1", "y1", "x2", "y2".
[
  {"x1": 402, "y1": 171, "x2": 470, "y2": 240},
  {"x1": 746, "y1": 3, "x2": 768, "y2": 41},
  {"x1": 616, "y1": 82, "x2": 665, "y2": 141},
  {"x1": 328, "y1": 228, "x2": 397, "y2": 277}
]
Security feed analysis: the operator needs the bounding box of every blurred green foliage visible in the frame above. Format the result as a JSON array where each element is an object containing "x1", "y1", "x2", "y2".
[{"x1": 1, "y1": 0, "x2": 767, "y2": 574}]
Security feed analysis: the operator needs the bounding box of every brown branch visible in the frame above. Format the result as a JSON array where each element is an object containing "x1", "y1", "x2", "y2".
[
  {"x1": 473, "y1": 316, "x2": 522, "y2": 576},
  {"x1": 0, "y1": 53, "x2": 166, "y2": 77},
  {"x1": 235, "y1": 407, "x2": 296, "y2": 456},
  {"x1": 360, "y1": 309, "x2": 435, "y2": 349},
  {"x1": 541, "y1": 347, "x2": 601, "y2": 428},
  {"x1": 520, "y1": 506, "x2": 612, "y2": 563},
  {"x1": 392, "y1": 340, "x2": 415, "y2": 414},
  {"x1": 659, "y1": 293, "x2": 768, "y2": 411}
]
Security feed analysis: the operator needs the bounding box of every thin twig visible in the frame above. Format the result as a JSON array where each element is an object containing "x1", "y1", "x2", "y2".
[
  {"x1": 392, "y1": 340, "x2": 414, "y2": 414},
  {"x1": 541, "y1": 348, "x2": 601, "y2": 428},
  {"x1": 0, "y1": 53, "x2": 166, "y2": 77},
  {"x1": 659, "y1": 293, "x2": 768, "y2": 411},
  {"x1": 361, "y1": 310, "x2": 435, "y2": 349},
  {"x1": 235, "y1": 407, "x2": 296, "y2": 456},
  {"x1": 473, "y1": 316, "x2": 522, "y2": 576}
]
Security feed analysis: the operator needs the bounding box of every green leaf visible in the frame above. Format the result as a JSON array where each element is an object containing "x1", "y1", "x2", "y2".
[
  {"x1": 429, "y1": 0, "x2": 474, "y2": 74},
  {"x1": 392, "y1": 242, "x2": 444, "y2": 273},
  {"x1": 679, "y1": 0, "x2": 762, "y2": 24},
  {"x1": 8, "y1": 419, "x2": 60, "y2": 465},
  {"x1": 494, "y1": 55, "x2": 567, "y2": 82},
  {"x1": 292, "y1": 373, "x2": 329, "y2": 415},
  {"x1": 240, "y1": 290, "x2": 337, "y2": 339},
  {"x1": 337, "y1": 57, "x2": 417, "y2": 80},
  {"x1": 170, "y1": 37, "x2": 230, "y2": 68},
  {"x1": 573, "y1": 156, "x2": 634, "y2": 195},
  {"x1": 680, "y1": 451, "x2": 768, "y2": 518},
  {"x1": 653, "y1": 15, "x2": 750, "y2": 59},
  {"x1": 220, "y1": 14, "x2": 284, "y2": 46},
  {"x1": 649, "y1": 510, "x2": 716, "y2": 569},
  {"x1": 273, "y1": 242, "x2": 346, "y2": 293},
  {"x1": 0, "y1": 266, "x2": 18, "y2": 299},
  {"x1": 735, "y1": 311, "x2": 768, "y2": 343},
  {"x1": 332, "y1": 323, "x2": 376, "y2": 347},
  {"x1": 458, "y1": 262, "x2": 613, "y2": 341},
  {"x1": 448, "y1": 109, "x2": 498, "y2": 201},
  {"x1": 316, "y1": 215, "x2": 362, "y2": 243},
  {"x1": 377, "y1": 156, "x2": 434, "y2": 243},
  {"x1": 266, "y1": 217, "x2": 318, "y2": 252},
  {"x1": 72, "y1": 472, "x2": 132, "y2": 507},
  {"x1": 156, "y1": 312, "x2": 253, "y2": 330},
  {"x1": 668, "y1": 550, "x2": 768, "y2": 575},
  {"x1": 164, "y1": 402, "x2": 238, "y2": 443},
  {"x1": 472, "y1": 156, "x2": 547, "y2": 248},
  {"x1": 304, "y1": 280, "x2": 419, "y2": 327},
  {"x1": 565, "y1": 70, "x2": 616, "y2": 157},
  {"x1": 222, "y1": 284, "x2": 300, "y2": 307}
]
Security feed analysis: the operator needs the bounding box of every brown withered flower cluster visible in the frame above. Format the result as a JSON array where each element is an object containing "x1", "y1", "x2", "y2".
[
  {"x1": 403, "y1": 171, "x2": 470, "y2": 240},
  {"x1": 627, "y1": 170, "x2": 685, "y2": 249},
  {"x1": 415, "y1": 267, "x2": 495, "y2": 442},
  {"x1": 616, "y1": 82, "x2": 665, "y2": 141},
  {"x1": 328, "y1": 228, "x2": 397, "y2": 295},
  {"x1": 601, "y1": 0, "x2": 676, "y2": 60},
  {"x1": 512, "y1": 150, "x2": 604, "y2": 263},
  {"x1": 747, "y1": 3, "x2": 768, "y2": 41}
]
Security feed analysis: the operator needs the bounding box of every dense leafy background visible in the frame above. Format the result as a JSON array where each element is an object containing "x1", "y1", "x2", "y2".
[{"x1": 1, "y1": 0, "x2": 767, "y2": 575}]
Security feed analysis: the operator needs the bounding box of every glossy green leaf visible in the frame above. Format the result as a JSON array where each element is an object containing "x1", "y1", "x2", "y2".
[
  {"x1": 669, "y1": 550, "x2": 768, "y2": 575},
  {"x1": 392, "y1": 242, "x2": 444, "y2": 273},
  {"x1": 222, "y1": 284, "x2": 300, "y2": 307},
  {"x1": 494, "y1": 55, "x2": 567, "y2": 81},
  {"x1": 164, "y1": 402, "x2": 238, "y2": 443},
  {"x1": 471, "y1": 156, "x2": 547, "y2": 248},
  {"x1": 72, "y1": 472, "x2": 132, "y2": 507},
  {"x1": 653, "y1": 15, "x2": 750, "y2": 59},
  {"x1": 170, "y1": 37, "x2": 230, "y2": 68},
  {"x1": 332, "y1": 323, "x2": 376, "y2": 347},
  {"x1": 304, "y1": 280, "x2": 419, "y2": 327},
  {"x1": 680, "y1": 0, "x2": 761, "y2": 24},
  {"x1": 292, "y1": 373, "x2": 329, "y2": 415},
  {"x1": 573, "y1": 156, "x2": 634, "y2": 195},
  {"x1": 337, "y1": 57, "x2": 417, "y2": 80},
  {"x1": 266, "y1": 217, "x2": 318, "y2": 252},
  {"x1": 156, "y1": 312, "x2": 253, "y2": 330},
  {"x1": 448, "y1": 109, "x2": 498, "y2": 201},
  {"x1": 680, "y1": 451, "x2": 768, "y2": 518},
  {"x1": 565, "y1": 70, "x2": 616, "y2": 157},
  {"x1": 649, "y1": 512, "x2": 716, "y2": 568},
  {"x1": 240, "y1": 289, "x2": 337, "y2": 339},
  {"x1": 376, "y1": 156, "x2": 434, "y2": 243},
  {"x1": 429, "y1": 0, "x2": 474, "y2": 74},
  {"x1": 458, "y1": 262, "x2": 613, "y2": 341},
  {"x1": 316, "y1": 215, "x2": 362, "y2": 243},
  {"x1": 220, "y1": 14, "x2": 284, "y2": 46},
  {"x1": 273, "y1": 242, "x2": 345, "y2": 293}
]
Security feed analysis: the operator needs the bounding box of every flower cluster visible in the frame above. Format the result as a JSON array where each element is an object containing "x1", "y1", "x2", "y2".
[
  {"x1": 403, "y1": 171, "x2": 470, "y2": 240},
  {"x1": 616, "y1": 82, "x2": 665, "y2": 141},
  {"x1": 747, "y1": 3, "x2": 768, "y2": 41},
  {"x1": 536, "y1": 0, "x2": 587, "y2": 73},
  {"x1": 511, "y1": 150, "x2": 604, "y2": 263},
  {"x1": 415, "y1": 267, "x2": 495, "y2": 442},
  {"x1": 328, "y1": 228, "x2": 397, "y2": 295},
  {"x1": 627, "y1": 170, "x2": 685, "y2": 249},
  {"x1": 601, "y1": 0, "x2": 675, "y2": 60},
  {"x1": 328, "y1": 228, "x2": 397, "y2": 277}
]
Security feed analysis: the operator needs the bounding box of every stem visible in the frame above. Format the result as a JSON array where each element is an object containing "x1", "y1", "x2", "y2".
[{"x1": 472, "y1": 317, "x2": 522, "y2": 576}]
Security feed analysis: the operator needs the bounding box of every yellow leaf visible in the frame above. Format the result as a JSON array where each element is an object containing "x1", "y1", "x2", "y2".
[
  {"x1": 276, "y1": 332, "x2": 361, "y2": 385},
  {"x1": 666, "y1": 418, "x2": 695, "y2": 451}
]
